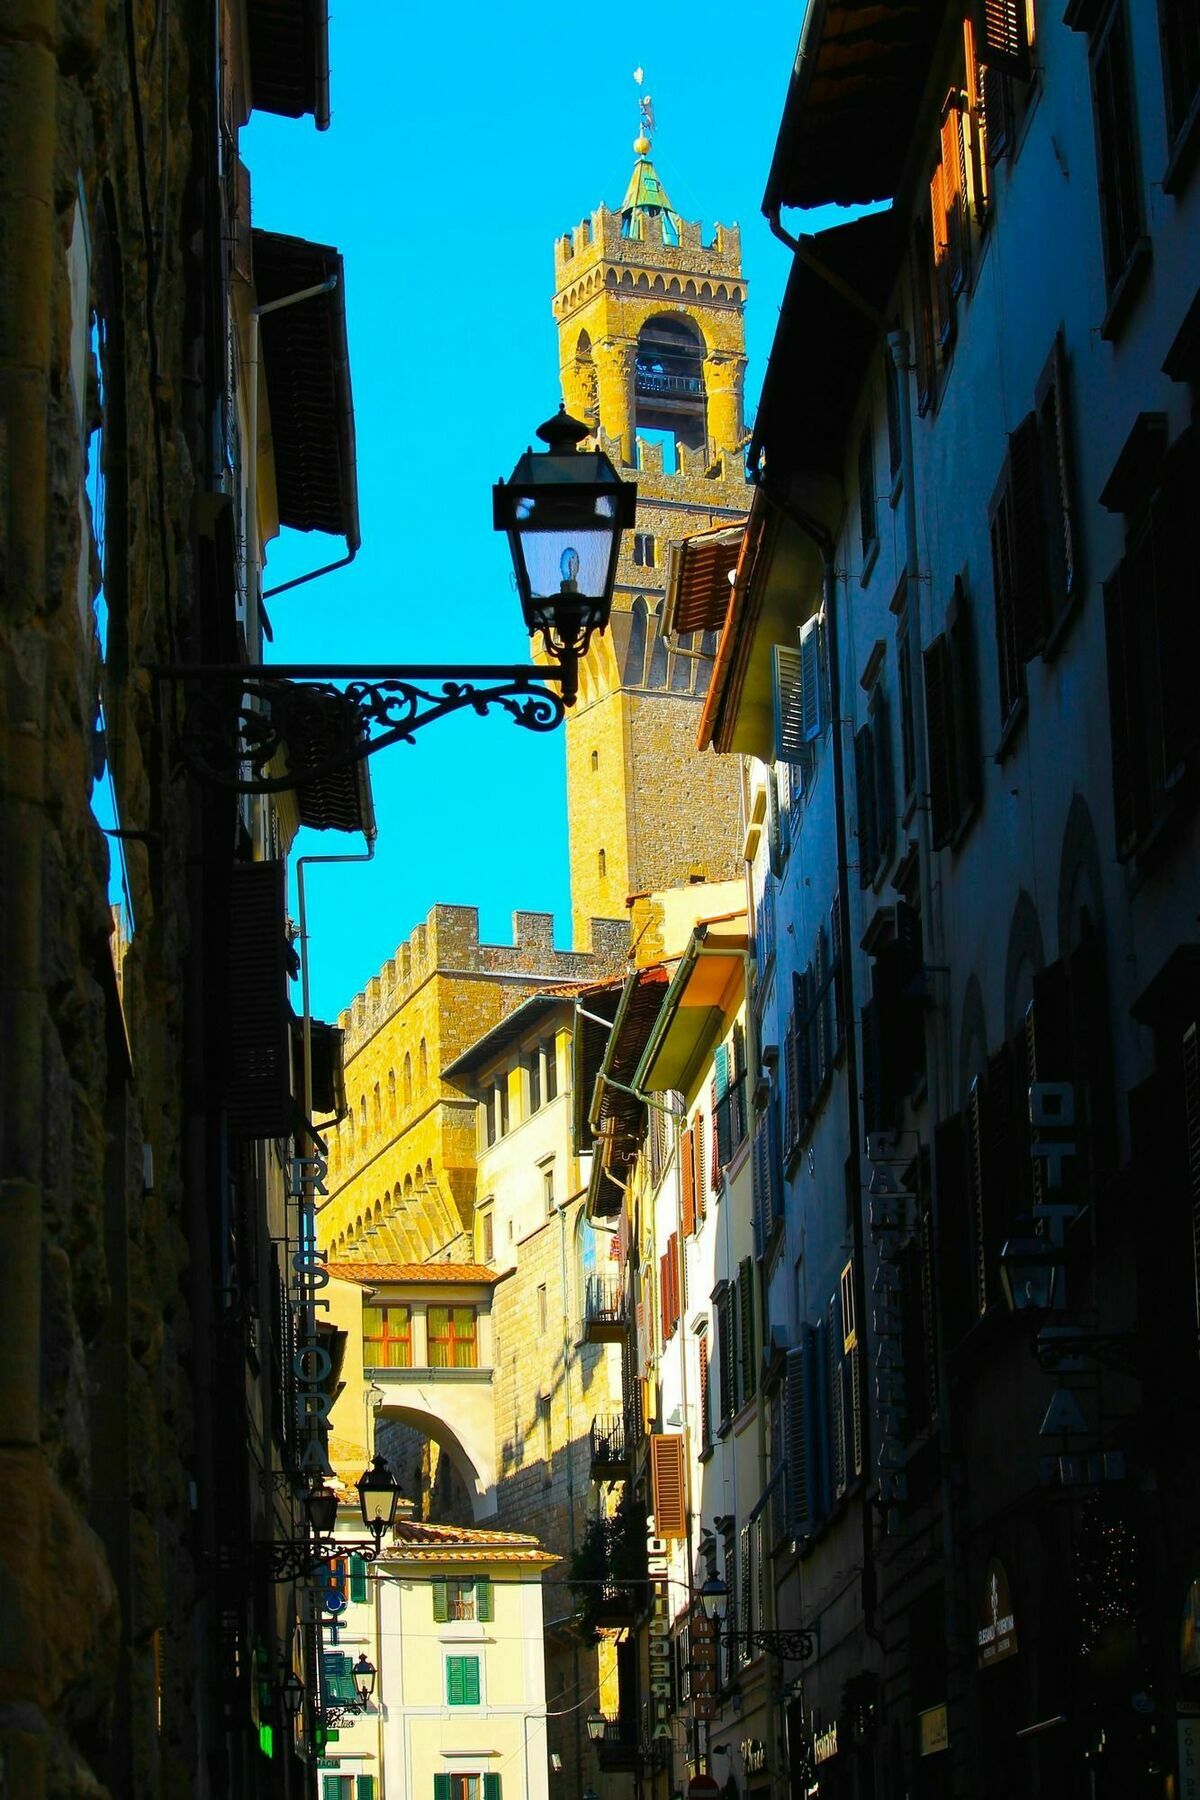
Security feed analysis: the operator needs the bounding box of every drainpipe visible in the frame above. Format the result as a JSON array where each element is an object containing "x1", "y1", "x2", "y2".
[{"x1": 758, "y1": 489, "x2": 878, "y2": 1641}]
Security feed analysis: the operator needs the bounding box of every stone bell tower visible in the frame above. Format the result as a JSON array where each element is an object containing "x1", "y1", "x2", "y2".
[{"x1": 552, "y1": 119, "x2": 748, "y2": 947}]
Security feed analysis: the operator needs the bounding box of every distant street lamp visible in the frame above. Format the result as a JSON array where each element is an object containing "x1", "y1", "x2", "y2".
[
  {"x1": 586, "y1": 1711, "x2": 608, "y2": 1744},
  {"x1": 280, "y1": 1671, "x2": 305, "y2": 1720},
  {"x1": 357, "y1": 1453, "x2": 402, "y2": 1546},
  {"x1": 262, "y1": 1455, "x2": 404, "y2": 1580},
  {"x1": 697, "y1": 1573, "x2": 815, "y2": 1661}
]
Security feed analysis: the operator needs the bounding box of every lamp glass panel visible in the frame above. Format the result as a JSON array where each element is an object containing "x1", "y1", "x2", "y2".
[{"x1": 517, "y1": 527, "x2": 613, "y2": 602}]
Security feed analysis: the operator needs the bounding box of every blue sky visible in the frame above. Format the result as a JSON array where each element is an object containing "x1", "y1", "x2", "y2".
[{"x1": 243, "y1": 1, "x2": 805, "y2": 1023}]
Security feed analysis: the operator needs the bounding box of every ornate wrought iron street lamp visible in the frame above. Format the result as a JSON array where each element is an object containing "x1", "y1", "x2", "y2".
[
  {"x1": 586, "y1": 1711, "x2": 608, "y2": 1744},
  {"x1": 697, "y1": 1574, "x2": 815, "y2": 1661},
  {"x1": 158, "y1": 409, "x2": 635, "y2": 791},
  {"x1": 263, "y1": 1458, "x2": 403, "y2": 1580},
  {"x1": 320, "y1": 1652, "x2": 378, "y2": 1729}
]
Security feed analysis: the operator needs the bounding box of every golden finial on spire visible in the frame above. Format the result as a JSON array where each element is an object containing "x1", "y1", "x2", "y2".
[{"x1": 633, "y1": 66, "x2": 655, "y2": 157}]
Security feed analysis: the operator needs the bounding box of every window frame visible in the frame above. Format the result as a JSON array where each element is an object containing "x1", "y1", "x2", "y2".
[
  {"x1": 427, "y1": 1305, "x2": 479, "y2": 1370},
  {"x1": 445, "y1": 1653, "x2": 483, "y2": 1707},
  {"x1": 362, "y1": 1303, "x2": 413, "y2": 1370}
]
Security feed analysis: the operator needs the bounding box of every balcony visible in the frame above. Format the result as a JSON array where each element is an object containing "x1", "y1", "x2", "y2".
[
  {"x1": 634, "y1": 368, "x2": 704, "y2": 399},
  {"x1": 589, "y1": 1414, "x2": 630, "y2": 1482},
  {"x1": 583, "y1": 1275, "x2": 628, "y2": 1344},
  {"x1": 593, "y1": 1718, "x2": 642, "y2": 1772}
]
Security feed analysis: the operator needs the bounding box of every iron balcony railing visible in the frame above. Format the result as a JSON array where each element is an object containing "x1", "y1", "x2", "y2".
[
  {"x1": 589, "y1": 1413, "x2": 630, "y2": 1473},
  {"x1": 584, "y1": 1274, "x2": 629, "y2": 1337},
  {"x1": 634, "y1": 368, "x2": 704, "y2": 397}
]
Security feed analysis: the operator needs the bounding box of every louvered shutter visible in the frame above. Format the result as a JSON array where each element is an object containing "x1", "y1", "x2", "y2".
[
  {"x1": 949, "y1": 584, "x2": 982, "y2": 816},
  {"x1": 785, "y1": 1339, "x2": 813, "y2": 1537},
  {"x1": 1009, "y1": 411, "x2": 1049, "y2": 660},
  {"x1": 738, "y1": 1524, "x2": 752, "y2": 1640},
  {"x1": 772, "y1": 643, "x2": 807, "y2": 762},
  {"x1": 650, "y1": 1432, "x2": 688, "y2": 1537},
  {"x1": 659, "y1": 1253, "x2": 669, "y2": 1340},
  {"x1": 699, "y1": 1332, "x2": 711, "y2": 1446},
  {"x1": 823, "y1": 1309, "x2": 847, "y2": 1500},
  {"x1": 850, "y1": 1343, "x2": 865, "y2": 1478},
  {"x1": 940, "y1": 102, "x2": 966, "y2": 291},
  {"x1": 484, "y1": 1776, "x2": 502, "y2": 1800},
  {"x1": 739, "y1": 1258, "x2": 756, "y2": 1402},
  {"x1": 465, "y1": 1659, "x2": 480, "y2": 1705},
  {"x1": 434, "y1": 1777, "x2": 452, "y2": 1800},
  {"x1": 752, "y1": 1113, "x2": 769, "y2": 1258},
  {"x1": 357, "y1": 1779, "x2": 375, "y2": 1800},
  {"x1": 1044, "y1": 335, "x2": 1079, "y2": 609},
  {"x1": 432, "y1": 1577, "x2": 449, "y2": 1622},
  {"x1": 854, "y1": 722, "x2": 878, "y2": 884},
  {"x1": 350, "y1": 1555, "x2": 367, "y2": 1603},
  {"x1": 990, "y1": 483, "x2": 1021, "y2": 720},
  {"x1": 1153, "y1": 429, "x2": 1200, "y2": 773},
  {"x1": 694, "y1": 1114, "x2": 707, "y2": 1217},
  {"x1": 1185, "y1": 1023, "x2": 1200, "y2": 1338},
  {"x1": 476, "y1": 1578, "x2": 494, "y2": 1621},
  {"x1": 715, "y1": 1043, "x2": 730, "y2": 1102},
  {"x1": 226, "y1": 860, "x2": 292, "y2": 1137},
  {"x1": 446, "y1": 1658, "x2": 464, "y2": 1706},
  {"x1": 799, "y1": 614, "x2": 823, "y2": 741},
  {"x1": 783, "y1": 1019, "x2": 799, "y2": 1153},
  {"x1": 870, "y1": 686, "x2": 895, "y2": 871},
  {"x1": 682, "y1": 1122, "x2": 696, "y2": 1236},
  {"x1": 970, "y1": 0, "x2": 1031, "y2": 78},
  {"x1": 814, "y1": 930, "x2": 831, "y2": 1087},
  {"x1": 830, "y1": 898, "x2": 845, "y2": 1046},
  {"x1": 794, "y1": 967, "x2": 813, "y2": 1122},
  {"x1": 923, "y1": 632, "x2": 954, "y2": 848}
]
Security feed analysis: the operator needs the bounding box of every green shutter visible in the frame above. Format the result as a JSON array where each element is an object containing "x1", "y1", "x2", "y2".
[
  {"x1": 350, "y1": 1556, "x2": 367, "y2": 1604},
  {"x1": 464, "y1": 1657, "x2": 480, "y2": 1705},
  {"x1": 446, "y1": 1658, "x2": 463, "y2": 1706},
  {"x1": 432, "y1": 1577, "x2": 448, "y2": 1623},
  {"x1": 435, "y1": 1777, "x2": 452, "y2": 1800},
  {"x1": 323, "y1": 1782, "x2": 341, "y2": 1800},
  {"x1": 476, "y1": 1577, "x2": 494, "y2": 1622},
  {"x1": 357, "y1": 1781, "x2": 375, "y2": 1800},
  {"x1": 484, "y1": 1776, "x2": 502, "y2": 1800}
]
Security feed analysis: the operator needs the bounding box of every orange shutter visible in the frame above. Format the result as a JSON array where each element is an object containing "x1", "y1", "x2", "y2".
[
  {"x1": 694, "y1": 1116, "x2": 707, "y2": 1220},
  {"x1": 681, "y1": 1123, "x2": 696, "y2": 1236},
  {"x1": 650, "y1": 1433, "x2": 688, "y2": 1538}
]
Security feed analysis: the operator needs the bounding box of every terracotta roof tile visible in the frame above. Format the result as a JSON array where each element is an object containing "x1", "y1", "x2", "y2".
[{"x1": 326, "y1": 1262, "x2": 501, "y2": 1285}]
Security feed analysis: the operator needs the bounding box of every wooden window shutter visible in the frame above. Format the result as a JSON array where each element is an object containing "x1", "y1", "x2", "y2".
[
  {"x1": 869, "y1": 685, "x2": 895, "y2": 871},
  {"x1": 799, "y1": 614, "x2": 823, "y2": 741},
  {"x1": 434, "y1": 1776, "x2": 452, "y2": 1800},
  {"x1": 785, "y1": 1338, "x2": 814, "y2": 1537},
  {"x1": 850, "y1": 1342, "x2": 865, "y2": 1478},
  {"x1": 659, "y1": 1252, "x2": 670, "y2": 1339},
  {"x1": 464, "y1": 1658, "x2": 480, "y2": 1705},
  {"x1": 860, "y1": 997, "x2": 884, "y2": 1138},
  {"x1": 432, "y1": 1577, "x2": 449, "y2": 1623},
  {"x1": 1153, "y1": 428, "x2": 1200, "y2": 773},
  {"x1": 226, "y1": 860, "x2": 292, "y2": 1137},
  {"x1": 670, "y1": 1231, "x2": 683, "y2": 1328},
  {"x1": 934, "y1": 1113, "x2": 973, "y2": 1350},
  {"x1": 349, "y1": 1555, "x2": 367, "y2": 1604},
  {"x1": 474, "y1": 1578, "x2": 494, "y2": 1621},
  {"x1": 445, "y1": 1659, "x2": 464, "y2": 1706},
  {"x1": 694, "y1": 1114, "x2": 707, "y2": 1217},
  {"x1": 830, "y1": 897, "x2": 845, "y2": 1045},
  {"x1": 970, "y1": 0, "x2": 1031, "y2": 79},
  {"x1": 940, "y1": 102, "x2": 967, "y2": 291},
  {"x1": 484, "y1": 1775, "x2": 502, "y2": 1800},
  {"x1": 739, "y1": 1257, "x2": 756, "y2": 1402},
  {"x1": 710, "y1": 1080, "x2": 722, "y2": 1188},
  {"x1": 989, "y1": 481, "x2": 1023, "y2": 722},
  {"x1": 357, "y1": 1779, "x2": 376, "y2": 1800},
  {"x1": 773, "y1": 643, "x2": 807, "y2": 763},
  {"x1": 682, "y1": 1122, "x2": 696, "y2": 1236},
  {"x1": 738, "y1": 1523, "x2": 752, "y2": 1636},
  {"x1": 752, "y1": 1112, "x2": 769, "y2": 1258},
  {"x1": 1009, "y1": 411, "x2": 1050, "y2": 661},
  {"x1": 922, "y1": 632, "x2": 954, "y2": 848},
  {"x1": 650, "y1": 1433, "x2": 687, "y2": 1537},
  {"x1": 824, "y1": 1307, "x2": 847, "y2": 1499},
  {"x1": 854, "y1": 721, "x2": 878, "y2": 885},
  {"x1": 1042, "y1": 335, "x2": 1079, "y2": 611},
  {"x1": 699, "y1": 1331, "x2": 711, "y2": 1445}
]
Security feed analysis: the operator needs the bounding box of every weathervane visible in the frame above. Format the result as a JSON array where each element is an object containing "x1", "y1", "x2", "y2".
[{"x1": 633, "y1": 66, "x2": 656, "y2": 150}]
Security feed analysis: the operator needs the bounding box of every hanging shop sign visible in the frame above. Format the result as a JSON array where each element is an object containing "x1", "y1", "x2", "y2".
[
  {"x1": 691, "y1": 1611, "x2": 717, "y2": 1720},
  {"x1": 288, "y1": 1152, "x2": 334, "y2": 1477},
  {"x1": 918, "y1": 1705, "x2": 948, "y2": 1757},
  {"x1": 646, "y1": 1531, "x2": 673, "y2": 1739},
  {"x1": 976, "y1": 1559, "x2": 1018, "y2": 1668},
  {"x1": 813, "y1": 1723, "x2": 838, "y2": 1765},
  {"x1": 740, "y1": 1739, "x2": 767, "y2": 1776},
  {"x1": 866, "y1": 1157, "x2": 915, "y2": 1510}
]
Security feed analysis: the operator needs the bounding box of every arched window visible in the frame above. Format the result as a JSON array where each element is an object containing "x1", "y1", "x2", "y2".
[
  {"x1": 635, "y1": 314, "x2": 706, "y2": 456},
  {"x1": 419, "y1": 1038, "x2": 428, "y2": 1086},
  {"x1": 388, "y1": 1068, "x2": 397, "y2": 1119},
  {"x1": 359, "y1": 1094, "x2": 367, "y2": 1131},
  {"x1": 590, "y1": 749, "x2": 599, "y2": 772},
  {"x1": 373, "y1": 1082, "x2": 381, "y2": 1131},
  {"x1": 403, "y1": 1052, "x2": 412, "y2": 1108},
  {"x1": 645, "y1": 604, "x2": 669, "y2": 690},
  {"x1": 624, "y1": 596, "x2": 649, "y2": 687},
  {"x1": 573, "y1": 329, "x2": 598, "y2": 423},
  {"x1": 598, "y1": 848, "x2": 607, "y2": 880}
]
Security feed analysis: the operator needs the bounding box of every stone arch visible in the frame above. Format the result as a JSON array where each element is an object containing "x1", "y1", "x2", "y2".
[
  {"x1": 716, "y1": 283, "x2": 728, "y2": 301},
  {"x1": 957, "y1": 973, "x2": 989, "y2": 1112},
  {"x1": 1056, "y1": 792, "x2": 1106, "y2": 960},
  {"x1": 374, "y1": 1199, "x2": 383, "y2": 1223},
  {"x1": 668, "y1": 277, "x2": 681, "y2": 296},
  {"x1": 1004, "y1": 890, "x2": 1046, "y2": 1043},
  {"x1": 652, "y1": 274, "x2": 665, "y2": 293},
  {"x1": 425, "y1": 1158, "x2": 434, "y2": 1182},
  {"x1": 684, "y1": 279, "x2": 697, "y2": 297},
  {"x1": 374, "y1": 1399, "x2": 497, "y2": 1518},
  {"x1": 620, "y1": 270, "x2": 634, "y2": 290},
  {"x1": 403, "y1": 1173, "x2": 413, "y2": 1196},
  {"x1": 624, "y1": 595, "x2": 649, "y2": 687},
  {"x1": 701, "y1": 280, "x2": 713, "y2": 299},
  {"x1": 606, "y1": 268, "x2": 618, "y2": 288},
  {"x1": 636, "y1": 272, "x2": 650, "y2": 291}
]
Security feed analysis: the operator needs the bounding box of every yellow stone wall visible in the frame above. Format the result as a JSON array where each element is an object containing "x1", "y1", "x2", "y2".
[{"x1": 319, "y1": 907, "x2": 626, "y2": 1258}]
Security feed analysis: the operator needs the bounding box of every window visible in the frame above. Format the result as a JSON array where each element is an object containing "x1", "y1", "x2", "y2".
[
  {"x1": 860, "y1": 902, "x2": 926, "y2": 1139},
  {"x1": 494, "y1": 1077, "x2": 509, "y2": 1139},
  {"x1": 1159, "y1": 0, "x2": 1200, "y2": 181},
  {"x1": 484, "y1": 1093, "x2": 496, "y2": 1149},
  {"x1": 988, "y1": 445, "x2": 1028, "y2": 733},
  {"x1": 1089, "y1": 1, "x2": 1147, "y2": 317},
  {"x1": 428, "y1": 1307, "x2": 478, "y2": 1369},
  {"x1": 1103, "y1": 424, "x2": 1199, "y2": 859},
  {"x1": 697, "y1": 1323, "x2": 711, "y2": 1451},
  {"x1": 541, "y1": 1160, "x2": 555, "y2": 1214},
  {"x1": 445, "y1": 1655, "x2": 481, "y2": 1706},
  {"x1": 435, "y1": 1775, "x2": 500, "y2": 1800},
  {"x1": 659, "y1": 1233, "x2": 681, "y2": 1340},
  {"x1": 633, "y1": 531, "x2": 656, "y2": 567},
  {"x1": 433, "y1": 1576, "x2": 494, "y2": 1623},
  {"x1": 857, "y1": 422, "x2": 877, "y2": 562},
  {"x1": 895, "y1": 582, "x2": 918, "y2": 806},
  {"x1": 322, "y1": 1653, "x2": 362, "y2": 1708},
  {"x1": 712, "y1": 1037, "x2": 747, "y2": 1173},
  {"x1": 853, "y1": 681, "x2": 895, "y2": 885},
  {"x1": 537, "y1": 1284, "x2": 548, "y2": 1332},
  {"x1": 969, "y1": 0, "x2": 1035, "y2": 170},
  {"x1": 350, "y1": 1554, "x2": 368, "y2": 1603},
  {"x1": 598, "y1": 848, "x2": 607, "y2": 880},
  {"x1": 363, "y1": 1305, "x2": 412, "y2": 1369},
  {"x1": 590, "y1": 748, "x2": 599, "y2": 771},
  {"x1": 403, "y1": 1053, "x2": 413, "y2": 1108},
  {"x1": 322, "y1": 1779, "x2": 375, "y2": 1800},
  {"x1": 715, "y1": 1283, "x2": 736, "y2": 1425},
  {"x1": 923, "y1": 578, "x2": 981, "y2": 849},
  {"x1": 480, "y1": 1208, "x2": 494, "y2": 1263},
  {"x1": 388, "y1": 1068, "x2": 397, "y2": 1120},
  {"x1": 527, "y1": 1050, "x2": 542, "y2": 1115},
  {"x1": 771, "y1": 612, "x2": 827, "y2": 776},
  {"x1": 544, "y1": 1037, "x2": 558, "y2": 1102},
  {"x1": 539, "y1": 1393, "x2": 553, "y2": 1472},
  {"x1": 373, "y1": 1082, "x2": 381, "y2": 1131}
]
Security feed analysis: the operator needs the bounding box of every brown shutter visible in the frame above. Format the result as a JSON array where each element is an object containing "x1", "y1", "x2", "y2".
[
  {"x1": 1009, "y1": 412, "x2": 1049, "y2": 660},
  {"x1": 970, "y1": 0, "x2": 1031, "y2": 79},
  {"x1": 650, "y1": 1433, "x2": 687, "y2": 1538},
  {"x1": 940, "y1": 103, "x2": 966, "y2": 291},
  {"x1": 659, "y1": 1253, "x2": 669, "y2": 1340},
  {"x1": 694, "y1": 1116, "x2": 707, "y2": 1220},
  {"x1": 923, "y1": 633, "x2": 954, "y2": 848},
  {"x1": 227, "y1": 860, "x2": 292, "y2": 1137},
  {"x1": 681, "y1": 1123, "x2": 696, "y2": 1237}
]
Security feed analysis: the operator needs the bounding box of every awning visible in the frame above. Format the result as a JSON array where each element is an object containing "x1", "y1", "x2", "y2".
[
  {"x1": 572, "y1": 978, "x2": 626, "y2": 1155},
  {"x1": 750, "y1": 209, "x2": 899, "y2": 484},
  {"x1": 246, "y1": 0, "x2": 330, "y2": 129},
  {"x1": 763, "y1": 0, "x2": 951, "y2": 214},
  {"x1": 252, "y1": 229, "x2": 360, "y2": 549},
  {"x1": 585, "y1": 966, "x2": 672, "y2": 1217},
  {"x1": 663, "y1": 523, "x2": 748, "y2": 636},
  {"x1": 635, "y1": 919, "x2": 748, "y2": 1098}
]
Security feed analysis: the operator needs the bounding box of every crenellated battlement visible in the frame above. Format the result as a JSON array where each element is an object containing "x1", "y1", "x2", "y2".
[
  {"x1": 338, "y1": 905, "x2": 628, "y2": 1058},
  {"x1": 554, "y1": 203, "x2": 742, "y2": 301}
]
